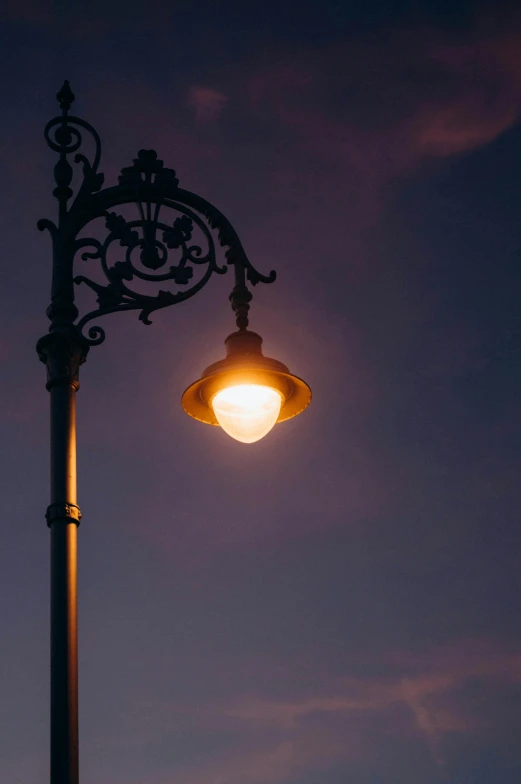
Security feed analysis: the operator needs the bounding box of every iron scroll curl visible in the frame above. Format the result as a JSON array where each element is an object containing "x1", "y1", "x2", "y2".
[{"x1": 39, "y1": 81, "x2": 276, "y2": 347}]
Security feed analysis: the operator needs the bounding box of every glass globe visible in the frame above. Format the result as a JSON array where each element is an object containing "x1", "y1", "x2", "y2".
[{"x1": 211, "y1": 384, "x2": 283, "y2": 443}]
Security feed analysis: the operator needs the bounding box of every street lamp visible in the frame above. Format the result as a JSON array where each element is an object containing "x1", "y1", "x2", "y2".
[
  {"x1": 36, "y1": 81, "x2": 311, "y2": 784},
  {"x1": 183, "y1": 327, "x2": 311, "y2": 443}
]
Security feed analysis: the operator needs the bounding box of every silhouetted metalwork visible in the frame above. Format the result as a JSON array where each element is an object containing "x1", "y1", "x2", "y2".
[
  {"x1": 37, "y1": 81, "x2": 277, "y2": 784},
  {"x1": 38, "y1": 80, "x2": 275, "y2": 349}
]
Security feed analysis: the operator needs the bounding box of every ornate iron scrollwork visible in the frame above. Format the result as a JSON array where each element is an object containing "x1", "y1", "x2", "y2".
[{"x1": 38, "y1": 81, "x2": 276, "y2": 347}]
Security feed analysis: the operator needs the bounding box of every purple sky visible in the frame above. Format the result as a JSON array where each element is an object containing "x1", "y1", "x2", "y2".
[{"x1": 1, "y1": 1, "x2": 521, "y2": 782}]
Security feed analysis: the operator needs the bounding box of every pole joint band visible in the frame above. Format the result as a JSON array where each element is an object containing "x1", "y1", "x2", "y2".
[
  {"x1": 37, "y1": 329, "x2": 89, "y2": 391},
  {"x1": 46, "y1": 503, "x2": 82, "y2": 527}
]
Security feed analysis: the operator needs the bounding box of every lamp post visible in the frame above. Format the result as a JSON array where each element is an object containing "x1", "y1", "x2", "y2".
[{"x1": 37, "y1": 81, "x2": 311, "y2": 784}]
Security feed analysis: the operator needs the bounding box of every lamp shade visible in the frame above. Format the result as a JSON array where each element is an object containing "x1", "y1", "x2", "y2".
[{"x1": 182, "y1": 330, "x2": 311, "y2": 443}]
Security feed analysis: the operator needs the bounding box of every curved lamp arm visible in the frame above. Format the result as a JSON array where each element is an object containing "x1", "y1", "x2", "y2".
[{"x1": 38, "y1": 81, "x2": 276, "y2": 348}]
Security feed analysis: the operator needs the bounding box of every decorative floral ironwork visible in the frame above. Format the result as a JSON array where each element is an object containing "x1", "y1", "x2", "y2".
[
  {"x1": 119, "y1": 148, "x2": 179, "y2": 189},
  {"x1": 38, "y1": 82, "x2": 276, "y2": 347},
  {"x1": 74, "y1": 200, "x2": 225, "y2": 343}
]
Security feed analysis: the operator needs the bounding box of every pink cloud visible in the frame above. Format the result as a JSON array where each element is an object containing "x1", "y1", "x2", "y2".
[
  {"x1": 0, "y1": 0, "x2": 51, "y2": 23},
  {"x1": 104, "y1": 640, "x2": 521, "y2": 784},
  {"x1": 188, "y1": 85, "x2": 228, "y2": 122},
  {"x1": 235, "y1": 14, "x2": 521, "y2": 192}
]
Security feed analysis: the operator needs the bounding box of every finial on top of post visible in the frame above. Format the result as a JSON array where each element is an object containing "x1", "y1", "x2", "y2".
[{"x1": 56, "y1": 80, "x2": 75, "y2": 113}]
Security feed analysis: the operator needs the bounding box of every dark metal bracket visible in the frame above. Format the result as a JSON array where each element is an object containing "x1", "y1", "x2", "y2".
[{"x1": 38, "y1": 81, "x2": 276, "y2": 350}]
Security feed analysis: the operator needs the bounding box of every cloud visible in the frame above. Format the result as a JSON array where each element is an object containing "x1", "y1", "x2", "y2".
[
  {"x1": 198, "y1": 642, "x2": 521, "y2": 781},
  {"x1": 401, "y1": 678, "x2": 450, "y2": 769},
  {"x1": 0, "y1": 0, "x2": 51, "y2": 23},
  {"x1": 236, "y1": 13, "x2": 521, "y2": 191},
  {"x1": 188, "y1": 85, "x2": 228, "y2": 122},
  {"x1": 105, "y1": 640, "x2": 521, "y2": 784}
]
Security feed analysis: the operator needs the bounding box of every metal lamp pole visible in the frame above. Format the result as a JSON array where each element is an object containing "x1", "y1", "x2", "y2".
[{"x1": 37, "y1": 81, "x2": 276, "y2": 784}]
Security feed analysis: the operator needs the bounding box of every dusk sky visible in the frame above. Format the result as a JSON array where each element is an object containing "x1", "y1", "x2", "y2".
[{"x1": 1, "y1": 1, "x2": 521, "y2": 782}]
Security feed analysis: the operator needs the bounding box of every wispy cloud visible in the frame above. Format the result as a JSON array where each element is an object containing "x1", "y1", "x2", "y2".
[
  {"x1": 237, "y1": 13, "x2": 521, "y2": 192},
  {"x1": 188, "y1": 86, "x2": 228, "y2": 122},
  {"x1": 0, "y1": 0, "x2": 52, "y2": 23},
  {"x1": 97, "y1": 641, "x2": 521, "y2": 784}
]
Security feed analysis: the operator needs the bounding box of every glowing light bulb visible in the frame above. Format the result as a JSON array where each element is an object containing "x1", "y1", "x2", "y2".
[{"x1": 211, "y1": 384, "x2": 283, "y2": 443}]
